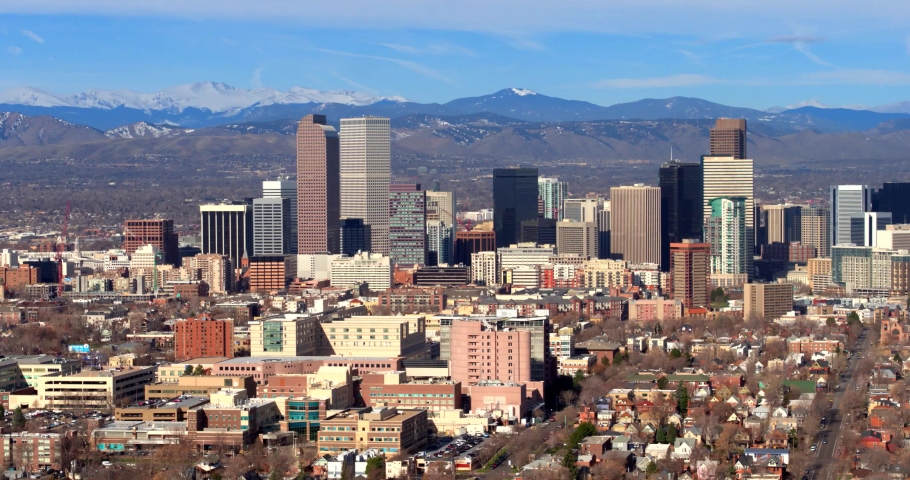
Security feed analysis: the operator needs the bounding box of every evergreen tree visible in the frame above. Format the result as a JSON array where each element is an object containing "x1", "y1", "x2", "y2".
[
  {"x1": 12, "y1": 407, "x2": 26, "y2": 429},
  {"x1": 657, "y1": 376, "x2": 669, "y2": 390},
  {"x1": 193, "y1": 364, "x2": 205, "y2": 375},
  {"x1": 183, "y1": 365, "x2": 193, "y2": 376},
  {"x1": 670, "y1": 348, "x2": 682, "y2": 358},
  {"x1": 573, "y1": 369, "x2": 586, "y2": 386},
  {"x1": 646, "y1": 461, "x2": 658, "y2": 476},
  {"x1": 601, "y1": 356, "x2": 610, "y2": 367},
  {"x1": 676, "y1": 382, "x2": 689, "y2": 414}
]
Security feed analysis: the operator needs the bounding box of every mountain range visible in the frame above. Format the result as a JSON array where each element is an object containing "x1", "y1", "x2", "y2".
[{"x1": 4, "y1": 83, "x2": 910, "y2": 133}]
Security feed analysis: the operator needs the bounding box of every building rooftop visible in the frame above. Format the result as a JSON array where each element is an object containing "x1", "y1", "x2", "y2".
[
  {"x1": 68, "y1": 366, "x2": 156, "y2": 378},
  {"x1": 165, "y1": 357, "x2": 230, "y2": 365},
  {"x1": 217, "y1": 356, "x2": 400, "y2": 365},
  {"x1": 95, "y1": 420, "x2": 188, "y2": 433},
  {"x1": 122, "y1": 396, "x2": 209, "y2": 410}
]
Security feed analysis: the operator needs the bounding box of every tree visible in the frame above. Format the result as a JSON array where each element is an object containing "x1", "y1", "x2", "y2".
[
  {"x1": 569, "y1": 421, "x2": 597, "y2": 447},
  {"x1": 657, "y1": 376, "x2": 669, "y2": 390},
  {"x1": 675, "y1": 383, "x2": 689, "y2": 414},
  {"x1": 12, "y1": 407, "x2": 25, "y2": 430},
  {"x1": 670, "y1": 348, "x2": 682, "y2": 359},
  {"x1": 646, "y1": 460, "x2": 658, "y2": 476},
  {"x1": 894, "y1": 353, "x2": 903, "y2": 363},
  {"x1": 183, "y1": 365, "x2": 193, "y2": 376},
  {"x1": 365, "y1": 455, "x2": 385, "y2": 480},
  {"x1": 560, "y1": 390, "x2": 578, "y2": 407},
  {"x1": 847, "y1": 311, "x2": 861, "y2": 325},
  {"x1": 826, "y1": 317, "x2": 836, "y2": 327},
  {"x1": 572, "y1": 369, "x2": 586, "y2": 386},
  {"x1": 561, "y1": 449, "x2": 578, "y2": 479},
  {"x1": 601, "y1": 356, "x2": 610, "y2": 367},
  {"x1": 193, "y1": 364, "x2": 205, "y2": 376},
  {"x1": 592, "y1": 459, "x2": 626, "y2": 479}
]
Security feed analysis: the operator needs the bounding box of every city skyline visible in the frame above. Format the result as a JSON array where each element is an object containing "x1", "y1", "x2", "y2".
[{"x1": 6, "y1": 5, "x2": 910, "y2": 110}]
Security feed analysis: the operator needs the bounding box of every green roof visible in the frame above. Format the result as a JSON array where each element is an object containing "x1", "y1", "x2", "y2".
[
  {"x1": 666, "y1": 374, "x2": 711, "y2": 382},
  {"x1": 782, "y1": 380, "x2": 816, "y2": 395}
]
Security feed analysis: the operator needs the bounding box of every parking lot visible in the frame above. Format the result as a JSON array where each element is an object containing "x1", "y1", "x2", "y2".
[{"x1": 418, "y1": 433, "x2": 491, "y2": 460}]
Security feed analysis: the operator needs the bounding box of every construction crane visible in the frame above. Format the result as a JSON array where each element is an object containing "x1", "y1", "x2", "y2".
[{"x1": 56, "y1": 201, "x2": 70, "y2": 298}]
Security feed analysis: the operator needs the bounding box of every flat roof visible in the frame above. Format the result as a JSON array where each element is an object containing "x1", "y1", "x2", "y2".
[
  {"x1": 70, "y1": 366, "x2": 156, "y2": 378},
  {"x1": 95, "y1": 420, "x2": 188, "y2": 432},
  {"x1": 122, "y1": 396, "x2": 209, "y2": 410},
  {"x1": 163, "y1": 357, "x2": 230, "y2": 366},
  {"x1": 218, "y1": 356, "x2": 400, "y2": 365}
]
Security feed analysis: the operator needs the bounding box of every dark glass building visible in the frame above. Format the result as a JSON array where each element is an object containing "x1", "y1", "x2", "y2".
[
  {"x1": 877, "y1": 182, "x2": 910, "y2": 224},
  {"x1": 388, "y1": 184, "x2": 427, "y2": 266},
  {"x1": 659, "y1": 162, "x2": 703, "y2": 271},
  {"x1": 339, "y1": 218, "x2": 371, "y2": 256},
  {"x1": 493, "y1": 168, "x2": 539, "y2": 248}
]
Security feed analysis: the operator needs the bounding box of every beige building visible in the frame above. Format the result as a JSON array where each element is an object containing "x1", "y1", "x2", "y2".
[
  {"x1": 807, "y1": 258, "x2": 833, "y2": 292},
  {"x1": 11, "y1": 366, "x2": 157, "y2": 410},
  {"x1": 702, "y1": 155, "x2": 754, "y2": 278},
  {"x1": 763, "y1": 204, "x2": 803, "y2": 244},
  {"x1": 145, "y1": 374, "x2": 257, "y2": 399},
  {"x1": 340, "y1": 117, "x2": 391, "y2": 255},
  {"x1": 801, "y1": 206, "x2": 831, "y2": 258},
  {"x1": 581, "y1": 258, "x2": 627, "y2": 288},
  {"x1": 470, "y1": 251, "x2": 498, "y2": 286},
  {"x1": 156, "y1": 358, "x2": 229, "y2": 383},
  {"x1": 610, "y1": 184, "x2": 661, "y2": 265},
  {"x1": 744, "y1": 283, "x2": 793, "y2": 319},
  {"x1": 249, "y1": 314, "x2": 321, "y2": 357},
  {"x1": 319, "y1": 316, "x2": 427, "y2": 358},
  {"x1": 556, "y1": 220, "x2": 598, "y2": 259},
  {"x1": 258, "y1": 366, "x2": 354, "y2": 409},
  {"x1": 876, "y1": 224, "x2": 910, "y2": 251},
  {"x1": 184, "y1": 254, "x2": 234, "y2": 294}
]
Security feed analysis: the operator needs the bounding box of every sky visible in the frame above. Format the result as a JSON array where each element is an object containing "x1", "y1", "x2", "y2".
[{"x1": 4, "y1": 1, "x2": 910, "y2": 109}]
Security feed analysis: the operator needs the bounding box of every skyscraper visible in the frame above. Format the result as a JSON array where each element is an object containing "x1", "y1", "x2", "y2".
[
  {"x1": 252, "y1": 197, "x2": 293, "y2": 256},
  {"x1": 563, "y1": 198, "x2": 599, "y2": 223},
  {"x1": 200, "y1": 203, "x2": 253, "y2": 269},
  {"x1": 454, "y1": 231, "x2": 496, "y2": 266},
  {"x1": 123, "y1": 219, "x2": 179, "y2": 267},
  {"x1": 659, "y1": 162, "x2": 703, "y2": 271},
  {"x1": 597, "y1": 205, "x2": 611, "y2": 259},
  {"x1": 340, "y1": 116, "x2": 391, "y2": 255},
  {"x1": 493, "y1": 168, "x2": 539, "y2": 248},
  {"x1": 709, "y1": 118, "x2": 747, "y2": 159},
  {"x1": 426, "y1": 190, "x2": 456, "y2": 265},
  {"x1": 702, "y1": 155, "x2": 754, "y2": 279},
  {"x1": 763, "y1": 204, "x2": 802, "y2": 244},
  {"x1": 610, "y1": 184, "x2": 661, "y2": 265},
  {"x1": 669, "y1": 239, "x2": 711, "y2": 309},
  {"x1": 389, "y1": 184, "x2": 427, "y2": 266},
  {"x1": 297, "y1": 114, "x2": 340, "y2": 254},
  {"x1": 538, "y1": 177, "x2": 568, "y2": 220},
  {"x1": 339, "y1": 218, "x2": 371, "y2": 256},
  {"x1": 262, "y1": 180, "x2": 297, "y2": 247},
  {"x1": 853, "y1": 211, "x2": 892, "y2": 247},
  {"x1": 801, "y1": 206, "x2": 831, "y2": 258},
  {"x1": 705, "y1": 197, "x2": 748, "y2": 287},
  {"x1": 830, "y1": 185, "x2": 873, "y2": 247},
  {"x1": 556, "y1": 220, "x2": 598, "y2": 259},
  {"x1": 876, "y1": 182, "x2": 910, "y2": 224}
]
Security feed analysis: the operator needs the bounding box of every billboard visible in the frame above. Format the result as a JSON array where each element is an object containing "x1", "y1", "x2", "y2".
[{"x1": 68, "y1": 344, "x2": 90, "y2": 353}]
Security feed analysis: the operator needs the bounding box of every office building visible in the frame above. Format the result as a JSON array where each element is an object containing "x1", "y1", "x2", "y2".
[
  {"x1": 319, "y1": 316, "x2": 427, "y2": 358},
  {"x1": 413, "y1": 266, "x2": 469, "y2": 286},
  {"x1": 519, "y1": 217, "x2": 555, "y2": 245},
  {"x1": 831, "y1": 245, "x2": 894, "y2": 294},
  {"x1": 830, "y1": 185, "x2": 873, "y2": 247},
  {"x1": 876, "y1": 224, "x2": 910, "y2": 251},
  {"x1": 610, "y1": 184, "x2": 661, "y2": 265},
  {"x1": 497, "y1": 243, "x2": 555, "y2": 283},
  {"x1": 426, "y1": 221, "x2": 454, "y2": 266},
  {"x1": 253, "y1": 197, "x2": 293, "y2": 256},
  {"x1": 184, "y1": 254, "x2": 234, "y2": 295},
  {"x1": 297, "y1": 253, "x2": 342, "y2": 281},
  {"x1": 556, "y1": 220, "x2": 597, "y2": 258},
  {"x1": 339, "y1": 116, "x2": 391, "y2": 255},
  {"x1": 339, "y1": 218, "x2": 371, "y2": 256},
  {"x1": 853, "y1": 211, "x2": 892, "y2": 247},
  {"x1": 22, "y1": 366, "x2": 156, "y2": 409},
  {"x1": 705, "y1": 197, "x2": 748, "y2": 287},
  {"x1": 763, "y1": 204, "x2": 802, "y2": 244},
  {"x1": 359, "y1": 372, "x2": 461, "y2": 413},
  {"x1": 761, "y1": 242, "x2": 816, "y2": 265},
  {"x1": 175, "y1": 314, "x2": 234, "y2": 362},
  {"x1": 801, "y1": 206, "x2": 831, "y2": 258},
  {"x1": 389, "y1": 184, "x2": 427, "y2": 266},
  {"x1": 891, "y1": 253, "x2": 910, "y2": 296},
  {"x1": 426, "y1": 190, "x2": 456, "y2": 226},
  {"x1": 597, "y1": 206, "x2": 610, "y2": 259},
  {"x1": 330, "y1": 252, "x2": 392, "y2": 290},
  {"x1": 123, "y1": 219, "x2": 179, "y2": 266},
  {"x1": 702, "y1": 155, "x2": 754, "y2": 278},
  {"x1": 187, "y1": 394, "x2": 283, "y2": 449},
  {"x1": 317, "y1": 407, "x2": 428, "y2": 456},
  {"x1": 744, "y1": 283, "x2": 793, "y2": 319},
  {"x1": 807, "y1": 258, "x2": 832, "y2": 292},
  {"x1": 200, "y1": 203, "x2": 253, "y2": 269},
  {"x1": 669, "y1": 240, "x2": 710, "y2": 309},
  {"x1": 262, "y1": 180, "x2": 297, "y2": 243},
  {"x1": 876, "y1": 182, "x2": 910, "y2": 224},
  {"x1": 493, "y1": 168, "x2": 539, "y2": 248},
  {"x1": 471, "y1": 251, "x2": 498, "y2": 286},
  {"x1": 130, "y1": 244, "x2": 163, "y2": 270},
  {"x1": 0, "y1": 432, "x2": 72, "y2": 471},
  {"x1": 248, "y1": 255, "x2": 288, "y2": 294},
  {"x1": 454, "y1": 231, "x2": 496, "y2": 266},
  {"x1": 564, "y1": 198, "x2": 599, "y2": 223},
  {"x1": 249, "y1": 315, "x2": 321, "y2": 357},
  {"x1": 297, "y1": 114, "x2": 340, "y2": 255},
  {"x1": 145, "y1": 375, "x2": 257, "y2": 400},
  {"x1": 538, "y1": 177, "x2": 568, "y2": 220},
  {"x1": 659, "y1": 162, "x2": 703, "y2": 270},
  {"x1": 709, "y1": 118, "x2": 747, "y2": 159}
]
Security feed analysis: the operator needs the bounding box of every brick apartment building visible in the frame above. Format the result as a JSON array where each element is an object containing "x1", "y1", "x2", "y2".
[
  {"x1": 358, "y1": 371, "x2": 461, "y2": 412},
  {"x1": 174, "y1": 314, "x2": 234, "y2": 362},
  {"x1": 377, "y1": 287, "x2": 446, "y2": 313},
  {"x1": 787, "y1": 337, "x2": 844, "y2": 355},
  {"x1": 1, "y1": 266, "x2": 39, "y2": 294},
  {"x1": 0, "y1": 432, "x2": 75, "y2": 471},
  {"x1": 123, "y1": 219, "x2": 180, "y2": 266},
  {"x1": 761, "y1": 242, "x2": 817, "y2": 265}
]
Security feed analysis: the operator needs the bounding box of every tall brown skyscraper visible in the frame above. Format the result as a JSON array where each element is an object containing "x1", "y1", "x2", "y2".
[
  {"x1": 123, "y1": 219, "x2": 179, "y2": 266},
  {"x1": 669, "y1": 240, "x2": 710, "y2": 309},
  {"x1": 709, "y1": 118, "x2": 747, "y2": 159},
  {"x1": 297, "y1": 114, "x2": 340, "y2": 254},
  {"x1": 610, "y1": 184, "x2": 661, "y2": 265}
]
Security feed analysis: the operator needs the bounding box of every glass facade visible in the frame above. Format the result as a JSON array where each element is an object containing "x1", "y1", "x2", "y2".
[
  {"x1": 493, "y1": 168, "x2": 539, "y2": 248},
  {"x1": 660, "y1": 162, "x2": 703, "y2": 271},
  {"x1": 389, "y1": 184, "x2": 427, "y2": 266}
]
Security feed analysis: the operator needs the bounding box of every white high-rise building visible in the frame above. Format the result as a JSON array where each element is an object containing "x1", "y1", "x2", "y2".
[
  {"x1": 329, "y1": 252, "x2": 392, "y2": 290},
  {"x1": 470, "y1": 251, "x2": 498, "y2": 286},
  {"x1": 538, "y1": 177, "x2": 568, "y2": 220},
  {"x1": 426, "y1": 190, "x2": 457, "y2": 265},
  {"x1": 702, "y1": 155, "x2": 754, "y2": 279},
  {"x1": 340, "y1": 117, "x2": 391, "y2": 255},
  {"x1": 830, "y1": 185, "x2": 873, "y2": 247},
  {"x1": 262, "y1": 180, "x2": 297, "y2": 251},
  {"x1": 563, "y1": 198, "x2": 599, "y2": 223},
  {"x1": 252, "y1": 197, "x2": 293, "y2": 256}
]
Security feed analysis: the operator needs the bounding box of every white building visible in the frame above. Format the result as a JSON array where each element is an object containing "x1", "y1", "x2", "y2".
[
  {"x1": 129, "y1": 245, "x2": 161, "y2": 270},
  {"x1": 330, "y1": 252, "x2": 392, "y2": 290},
  {"x1": 702, "y1": 156, "x2": 754, "y2": 279},
  {"x1": 497, "y1": 243, "x2": 554, "y2": 284},
  {"x1": 298, "y1": 254, "x2": 343, "y2": 281},
  {"x1": 471, "y1": 251, "x2": 498, "y2": 286},
  {"x1": 563, "y1": 198, "x2": 600, "y2": 223},
  {"x1": 538, "y1": 177, "x2": 568, "y2": 220},
  {"x1": 340, "y1": 117, "x2": 391, "y2": 255}
]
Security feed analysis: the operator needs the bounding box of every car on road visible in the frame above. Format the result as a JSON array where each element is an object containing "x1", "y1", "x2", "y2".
[
  {"x1": 823, "y1": 438, "x2": 828, "y2": 444},
  {"x1": 810, "y1": 445, "x2": 817, "y2": 452}
]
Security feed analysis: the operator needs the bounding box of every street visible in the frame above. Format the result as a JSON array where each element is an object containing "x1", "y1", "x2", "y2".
[{"x1": 808, "y1": 328, "x2": 872, "y2": 480}]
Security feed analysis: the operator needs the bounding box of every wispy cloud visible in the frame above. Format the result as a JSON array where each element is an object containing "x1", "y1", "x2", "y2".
[
  {"x1": 7, "y1": 46, "x2": 22, "y2": 55},
  {"x1": 381, "y1": 42, "x2": 474, "y2": 56},
  {"x1": 594, "y1": 73, "x2": 719, "y2": 89},
  {"x1": 331, "y1": 72, "x2": 377, "y2": 93},
  {"x1": 678, "y1": 49, "x2": 705, "y2": 66},
  {"x1": 20, "y1": 30, "x2": 43, "y2": 43},
  {"x1": 767, "y1": 35, "x2": 831, "y2": 66},
  {"x1": 313, "y1": 48, "x2": 454, "y2": 84},
  {"x1": 251, "y1": 66, "x2": 264, "y2": 88}
]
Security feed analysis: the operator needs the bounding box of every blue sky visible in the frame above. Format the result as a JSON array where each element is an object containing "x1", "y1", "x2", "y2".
[{"x1": 4, "y1": 1, "x2": 910, "y2": 109}]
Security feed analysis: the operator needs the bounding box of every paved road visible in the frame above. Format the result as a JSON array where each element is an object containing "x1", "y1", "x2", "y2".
[
  {"x1": 808, "y1": 328, "x2": 872, "y2": 480},
  {"x1": 482, "y1": 421, "x2": 564, "y2": 479}
]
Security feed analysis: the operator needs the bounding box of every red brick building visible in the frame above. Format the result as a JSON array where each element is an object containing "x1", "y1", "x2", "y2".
[
  {"x1": 377, "y1": 287, "x2": 446, "y2": 313},
  {"x1": 248, "y1": 256, "x2": 287, "y2": 294},
  {"x1": 123, "y1": 219, "x2": 179, "y2": 266},
  {"x1": 359, "y1": 371, "x2": 461, "y2": 412},
  {"x1": 175, "y1": 313, "x2": 234, "y2": 362},
  {"x1": 669, "y1": 240, "x2": 710, "y2": 309},
  {"x1": 1, "y1": 266, "x2": 39, "y2": 294},
  {"x1": 454, "y1": 230, "x2": 496, "y2": 266},
  {"x1": 0, "y1": 431, "x2": 76, "y2": 471},
  {"x1": 787, "y1": 337, "x2": 844, "y2": 355}
]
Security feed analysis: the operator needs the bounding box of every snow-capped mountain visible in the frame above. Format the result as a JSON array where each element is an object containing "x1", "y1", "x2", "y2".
[
  {"x1": 0, "y1": 81, "x2": 409, "y2": 113},
  {"x1": 104, "y1": 121, "x2": 190, "y2": 139}
]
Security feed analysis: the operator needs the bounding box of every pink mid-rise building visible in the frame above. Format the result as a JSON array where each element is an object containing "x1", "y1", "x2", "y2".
[
  {"x1": 628, "y1": 298, "x2": 684, "y2": 321},
  {"x1": 449, "y1": 319, "x2": 543, "y2": 399}
]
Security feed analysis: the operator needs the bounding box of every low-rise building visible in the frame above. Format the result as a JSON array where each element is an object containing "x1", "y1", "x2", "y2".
[
  {"x1": 115, "y1": 396, "x2": 209, "y2": 422},
  {"x1": 0, "y1": 432, "x2": 75, "y2": 471},
  {"x1": 359, "y1": 371, "x2": 461, "y2": 413},
  {"x1": 92, "y1": 420, "x2": 187, "y2": 452},
  {"x1": 317, "y1": 407, "x2": 428, "y2": 456},
  {"x1": 257, "y1": 366, "x2": 354, "y2": 409},
  {"x1": 15, "y1": 366, "x2": 156, "y2": 410},
  {"x1": 186, "y1": 391, "x2": 283, "y2": 450}
]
